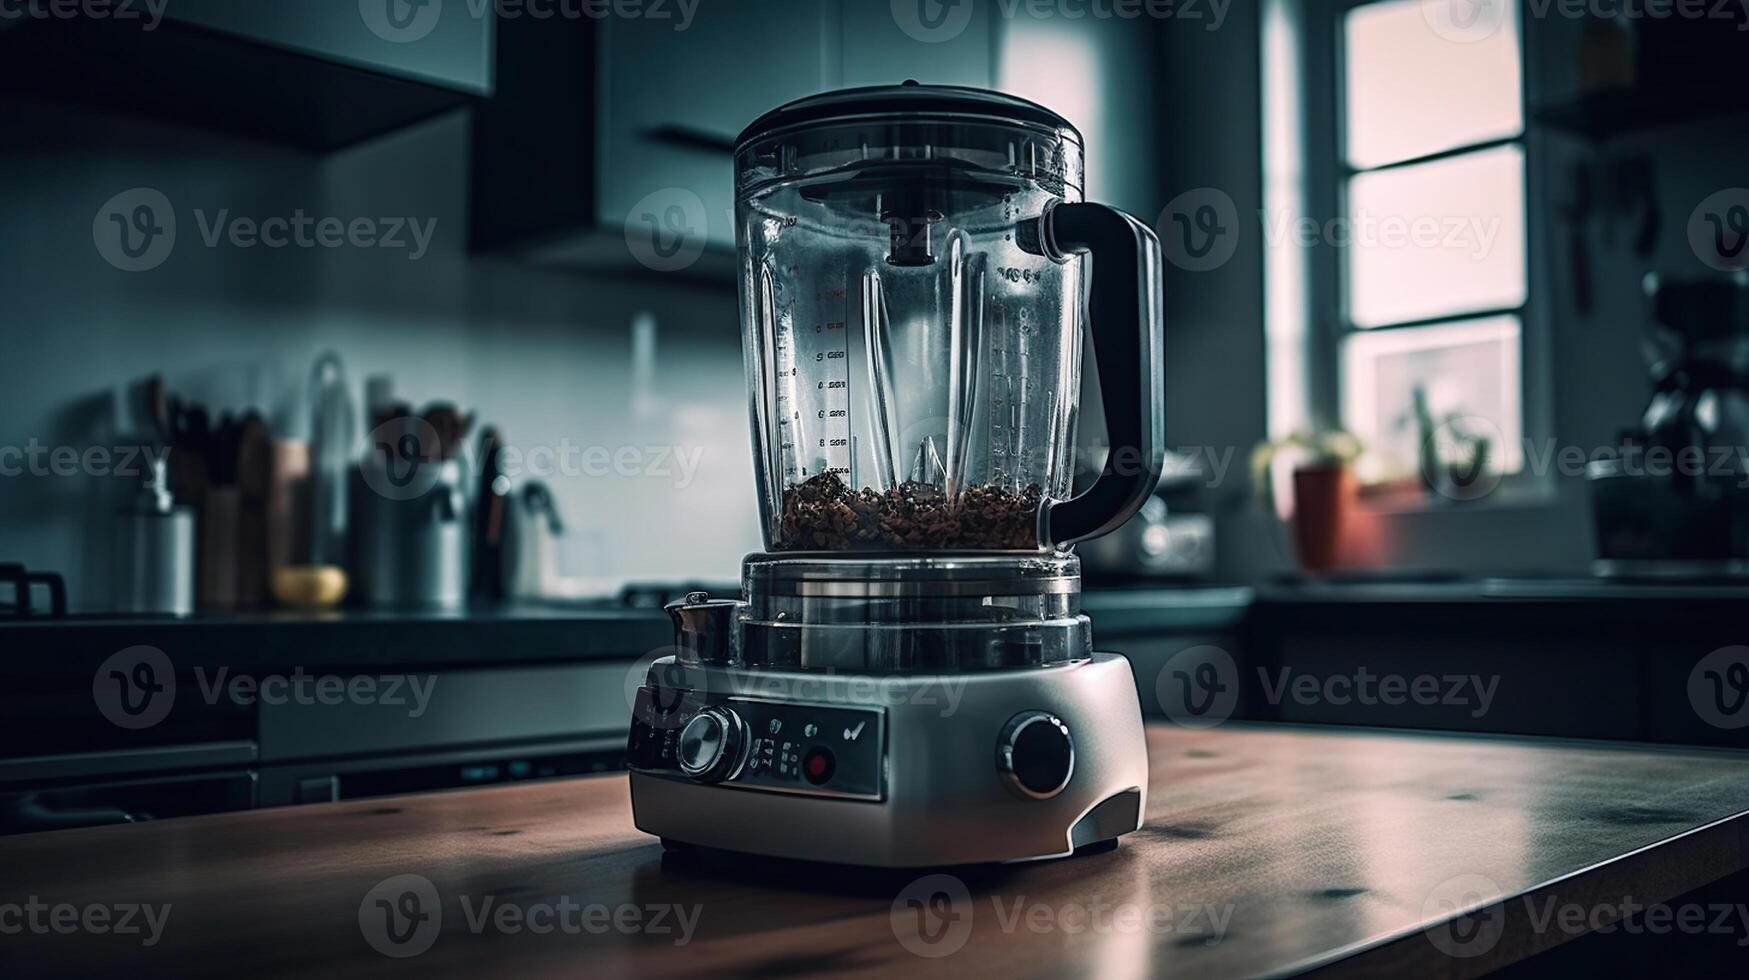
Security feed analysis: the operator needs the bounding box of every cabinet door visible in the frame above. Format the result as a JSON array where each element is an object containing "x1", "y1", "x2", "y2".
[
  {"x1": 167, "y1": 0, "x2": 494, "y2": 95},
  {"x1": 598, "y1": 0, "x2": 838, "y2": 252},
  {"x1": 840, "y1": 0, "x2": 993, "y2": 89}
]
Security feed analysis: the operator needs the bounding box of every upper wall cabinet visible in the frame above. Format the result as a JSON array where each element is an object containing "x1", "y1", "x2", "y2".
[
  {"x1": 0, "y1": 0, "x2": 493, "y2": 151},
  {"x1": 471, "y1": 0, "x2": 1162, "y2": 281},
  {"x1": 594, "y1": 0, "x2": 840, "y2": 255}
]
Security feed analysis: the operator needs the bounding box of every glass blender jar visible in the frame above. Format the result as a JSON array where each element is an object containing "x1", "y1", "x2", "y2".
[
  {"x1": 627, "y1": 84, "x2": 1163, "y2": 867},
  {"x1": 739, "y1": 81, "x2": 1163, "y2": 554}
]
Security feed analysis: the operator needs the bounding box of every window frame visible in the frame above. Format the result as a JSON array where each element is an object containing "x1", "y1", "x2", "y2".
[{"x1": 1301, "y1": 0, "x2": 1552, "y2": 502}]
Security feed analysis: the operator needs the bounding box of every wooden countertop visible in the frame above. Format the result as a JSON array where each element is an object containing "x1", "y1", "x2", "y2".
[{"x1": 3, "y1": 724, "x2": 1747, "y2": 978}]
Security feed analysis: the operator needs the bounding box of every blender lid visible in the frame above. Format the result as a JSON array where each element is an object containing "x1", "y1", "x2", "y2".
[{"x1": 736, "y1": 80, "x2": 1080, "y2": 150}]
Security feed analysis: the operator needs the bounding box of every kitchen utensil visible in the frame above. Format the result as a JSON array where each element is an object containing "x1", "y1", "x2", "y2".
[
  {"x1": 113, "y1": 452, "x2": 196, "y2": 615},
  {"x1": 351, "y1": 418, "x2": 470, "y2": 610},
  {"x1": 471, "y1": 427, "x2": 509, "y2": 600},
  {"x1": 627, "y1": 84, "x2": 1164, "y2": 867},
  {"x1": 234, "y1": 412, "x2": 271, "y2": 607},
  {"x1": 267, "y1": 439, "x2": 311, "y2": 583},
  {"x1": 308, "y1": 352, "x2": 357, "y2": 568}
]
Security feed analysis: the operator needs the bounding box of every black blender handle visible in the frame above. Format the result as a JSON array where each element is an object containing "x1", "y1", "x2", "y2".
[{"x1": 1023, "y1": 202, "x2": 1166, "y2": 548}]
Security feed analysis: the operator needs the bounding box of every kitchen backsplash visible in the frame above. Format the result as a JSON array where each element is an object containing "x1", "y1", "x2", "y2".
[{"x1": 0, "y1": 96, "x2": 760, "y2": 609}]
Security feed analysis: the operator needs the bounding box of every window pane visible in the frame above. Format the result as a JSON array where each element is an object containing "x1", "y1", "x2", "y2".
[
  {"x1": 1346, "y1": 144, "x2": 1526, "y2": 328},
  {"x1": 1342, "y1": 316, "x2": 1522, "y2": 486},
  {"x1": 1344, "y1": 0, "x2": 1522, "y2": 169}
]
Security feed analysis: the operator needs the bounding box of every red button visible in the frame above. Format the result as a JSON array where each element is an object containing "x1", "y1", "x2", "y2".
[{"x1": 803, "y1": 747, "x2": 834, "y2": 785}]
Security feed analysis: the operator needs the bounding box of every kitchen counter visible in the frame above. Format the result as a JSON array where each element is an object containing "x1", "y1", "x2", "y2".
[{"x1": 3, "y1": 723, "x2": 1746, "y2": 978}]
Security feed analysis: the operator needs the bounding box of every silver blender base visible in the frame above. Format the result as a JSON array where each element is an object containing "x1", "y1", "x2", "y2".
[{"x1": 628, "y1": 652, "x2": 1148, "y2": 867}]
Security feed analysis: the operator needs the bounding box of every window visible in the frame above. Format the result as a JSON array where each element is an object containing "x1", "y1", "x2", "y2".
[{"x1": 1323, "y1": 0, "x2": 1530, "y2": 490}]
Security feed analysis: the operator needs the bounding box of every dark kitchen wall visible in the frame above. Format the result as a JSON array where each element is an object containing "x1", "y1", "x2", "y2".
[{"x1": 0, "y1": 95, "x2": 759, "y2": 609}]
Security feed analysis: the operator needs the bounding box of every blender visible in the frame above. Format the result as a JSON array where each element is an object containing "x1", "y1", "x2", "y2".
[{"x1": 626, "y1": 83, "x2": 1164, "y2": 866}]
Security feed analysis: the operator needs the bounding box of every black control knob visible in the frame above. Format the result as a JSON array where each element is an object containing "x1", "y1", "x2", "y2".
[
  {"x1": 997, "y1": 711, "x2": 1075, "y2": 799},
  {"x1": 677, "y1": 706, "x2": 746, "y2": 783}
]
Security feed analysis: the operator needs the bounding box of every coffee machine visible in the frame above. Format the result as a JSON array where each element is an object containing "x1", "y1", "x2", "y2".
[{"x1": 626, "y1": 84, "x2": 1165, "y2": 866}]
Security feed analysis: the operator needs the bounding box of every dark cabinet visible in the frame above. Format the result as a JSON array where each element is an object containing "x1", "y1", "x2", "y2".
[{"x1": 0, "y1": 0, "x2": 493, "y2": 151}]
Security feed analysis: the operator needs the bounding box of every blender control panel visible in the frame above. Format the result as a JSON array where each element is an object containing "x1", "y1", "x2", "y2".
[{"x1": 627, "y1": 687, "x2": 885, "y2": 802}]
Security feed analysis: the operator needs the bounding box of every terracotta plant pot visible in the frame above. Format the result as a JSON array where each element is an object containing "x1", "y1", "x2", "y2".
[{"x1": 1292, "y1": 463, "x2": 1356, "y2": 573}]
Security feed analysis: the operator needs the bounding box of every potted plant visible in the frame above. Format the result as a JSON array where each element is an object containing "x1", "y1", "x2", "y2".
[{"x1": 1251, "y1": 429, "x2": 1363, "y2": 573}]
